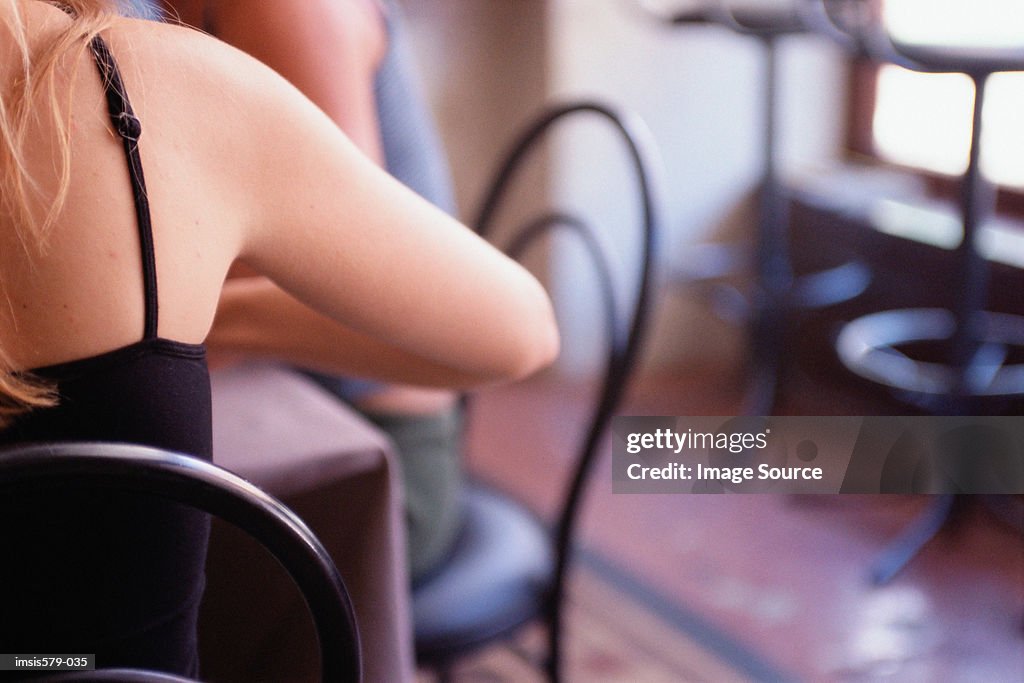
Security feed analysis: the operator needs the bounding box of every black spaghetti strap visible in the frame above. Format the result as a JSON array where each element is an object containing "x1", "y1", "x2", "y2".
[{"x1": 88, "y1": 35, "x2": 159, "y2": 340}]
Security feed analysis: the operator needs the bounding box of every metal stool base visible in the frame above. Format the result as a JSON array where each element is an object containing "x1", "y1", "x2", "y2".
[{"x1": 837, "y1": 308, "x2": 1024, "y2": 400}]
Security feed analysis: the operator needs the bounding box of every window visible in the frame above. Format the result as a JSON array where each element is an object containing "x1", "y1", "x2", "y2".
[{"x1": 850, "y1": 0, "x2": 1024, "y2": 200}]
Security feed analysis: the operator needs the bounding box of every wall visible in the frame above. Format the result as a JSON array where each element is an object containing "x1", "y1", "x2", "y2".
[{"x1": 399, "y1": 0, "x2": 550, "y2": 218}]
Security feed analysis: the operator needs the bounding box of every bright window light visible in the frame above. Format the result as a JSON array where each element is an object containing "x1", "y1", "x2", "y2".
[
  {"x1": 883, "y1": 0, "x2": 1024, "y2": 49},
  {"x1": 872, "y1": 0, "x2": 1024, "y2": 188}
]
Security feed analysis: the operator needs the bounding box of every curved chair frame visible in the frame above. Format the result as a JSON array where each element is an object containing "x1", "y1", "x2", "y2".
[
  {"x1": 0, "y1": 442, "x2": 361, "y2": 683},
  {"x1": 470, "y1": 101, "x2": 660, "y2": 681},
  {"x1": 30, "y1": 669, "x2": 198, "y2": 683}
]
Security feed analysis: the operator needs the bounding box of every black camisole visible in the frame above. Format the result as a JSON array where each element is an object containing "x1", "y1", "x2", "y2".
[{"x1": 0, "y1": 36, "x2": 212, "y2": 676}]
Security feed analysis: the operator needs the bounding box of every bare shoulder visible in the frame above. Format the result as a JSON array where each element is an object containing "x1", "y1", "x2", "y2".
[
  {"x1": 101, "y1": 16, "x2": 349, "y2": 196},
  {"x1": 97, "y1": 15, "x2": 355, "y2": 236},
  {"x1": 85, "y1": 17, "x2": 344, "y2": 343},
  {"x1": 103, "y1": 16, "x2": 303, "y2": 115}
]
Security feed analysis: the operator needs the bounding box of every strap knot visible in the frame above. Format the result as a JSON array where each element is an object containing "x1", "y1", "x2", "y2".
[{"x1": 115, "y1": 111, "x2": 142, "y2": 141}]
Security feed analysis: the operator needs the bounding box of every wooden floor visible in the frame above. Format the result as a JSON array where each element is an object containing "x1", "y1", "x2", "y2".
[
  {"x1": 462, "y1": 362, "x2": 1024, "y2": 682},
  {"x1": 418, "y1": 564, "x2": 757, "y2": 682}
]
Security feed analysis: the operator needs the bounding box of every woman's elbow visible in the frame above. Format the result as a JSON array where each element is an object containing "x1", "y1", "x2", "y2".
[{"x1": 499, "y1": 283, "x2": 560, "y2": 383}]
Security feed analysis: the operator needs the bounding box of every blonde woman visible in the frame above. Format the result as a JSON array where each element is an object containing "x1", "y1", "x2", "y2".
[{"x1": 0, "y1": 0, "x2": 557, "y2": 673}]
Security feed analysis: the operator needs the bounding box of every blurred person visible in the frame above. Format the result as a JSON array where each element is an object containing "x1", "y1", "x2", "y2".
[
  {"x1": 155, "y1": 0, "x2": 470, "y2": 582},
  {"x1": 0, "y1": 0, "x2": 557, "y2": 674}
]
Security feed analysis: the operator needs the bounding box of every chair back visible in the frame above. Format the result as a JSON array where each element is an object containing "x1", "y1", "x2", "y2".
[
  {"x1": 472, "y1": 100, "x2": 662, "y2": 673},
  {"x1": 0, "y1": 442, "x2": 361, "y2": 683}
]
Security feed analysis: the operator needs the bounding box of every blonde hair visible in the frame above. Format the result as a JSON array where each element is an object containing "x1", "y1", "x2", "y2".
[{"x1": 1, "y1": 0, "x2": 117, "y2": 426}]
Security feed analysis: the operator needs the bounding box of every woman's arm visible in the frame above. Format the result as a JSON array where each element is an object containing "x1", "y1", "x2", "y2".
[
  {"x1": 168, "y1": 27, "x2": 559, "y2": 386},
  {"x1": 180, "y1": 0, "x2": 467, "y2": 409},
  {"x1": 209, "y1": 276, "x2": 555, "y2": 387}
]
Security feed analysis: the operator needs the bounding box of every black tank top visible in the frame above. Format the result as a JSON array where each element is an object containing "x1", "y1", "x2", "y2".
[{"x1": 0, "y1": 36, "x2": 212, "y2": 676}]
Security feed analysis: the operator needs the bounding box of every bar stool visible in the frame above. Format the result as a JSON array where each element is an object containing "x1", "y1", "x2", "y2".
[
  {"x1": 811, "y1": 0, "x2": 1024, "y2": 414},
  {"x1": 646, "y1": 0, "x2": 870, "y2": 414},
  {"x1": 806, "y1": 0, "x2": 1024, "y2": 583}
]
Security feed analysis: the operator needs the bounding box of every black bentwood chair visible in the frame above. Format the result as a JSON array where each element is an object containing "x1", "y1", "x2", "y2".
[
  {"x1": 412, "y1": 101, "x2": 661, "y2": 682},
  {"x1": 0, "y1": 442, "x2": 362, "y2": 683}
]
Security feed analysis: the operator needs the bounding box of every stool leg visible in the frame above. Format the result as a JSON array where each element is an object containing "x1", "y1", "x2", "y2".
[
  {"x1": 745, "y1": 34, "x2": 792, "y2": 416},
  {"x1": 951, "y1": 73, "x2": 996, "y2": 407}
]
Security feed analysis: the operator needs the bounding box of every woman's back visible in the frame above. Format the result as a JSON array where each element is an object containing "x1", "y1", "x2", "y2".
[
  {"x1": 0, "y1": 6, "x2": 252, "y2": 368},
  {"x1": 0, "y1": 8, "x2": 231, "y2": 671}
]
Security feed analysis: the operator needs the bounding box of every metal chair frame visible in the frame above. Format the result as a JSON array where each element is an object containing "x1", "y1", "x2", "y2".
[
  {"x1": 0, "y1": 442, "x2": 362, "y2": 683},
  {"x1": 415, "y1": 100, "x2": 660, "y2": 682}
]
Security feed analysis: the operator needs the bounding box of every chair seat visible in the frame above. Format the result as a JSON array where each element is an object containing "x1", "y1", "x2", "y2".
[{"x1": 413, "y1": 482, "x2": 554, "y2": 661}]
